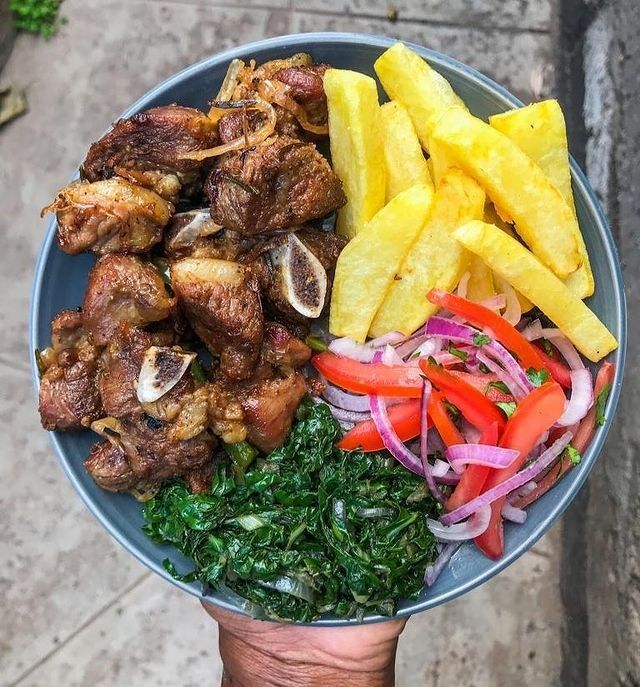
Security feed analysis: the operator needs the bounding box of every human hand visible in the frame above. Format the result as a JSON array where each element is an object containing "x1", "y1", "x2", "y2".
[{"x1": 202, "y1": 602, "x2": 407, "y2": 687}]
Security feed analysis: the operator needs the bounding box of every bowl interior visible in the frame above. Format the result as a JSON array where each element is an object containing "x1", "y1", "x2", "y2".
[{"x1": 30, "y1": 33, "x2": 626, "y2": 625}]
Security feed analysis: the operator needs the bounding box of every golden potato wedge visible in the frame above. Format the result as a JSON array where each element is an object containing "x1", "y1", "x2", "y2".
[
  {"x1": 324, "y1": 69, "x2": 386, "y2": 239},
  {"x1": 431, "y1": 108, "x2": 581, "y2": 278},
  {"x1": 453, "y1": 220, "x2": 617, "y2": 362},
  {"x1": 380, "y1": 101, "x2": 434, "y2": 202},
  {"x1": 427, "y1": 136, "x2": 458, "y2": 186},
  {"x1": 490, "y1": 100, "x2": 594, "y2": 299},
  {"x1": 374, "y1": 42, "x2": 466, "y2": 149},
  {"x1": 330, "y1": 185, "x2": 433, "y2": 342},
  {"x1": 369, "y1": 170, "x2": 485, "y2": 337}
]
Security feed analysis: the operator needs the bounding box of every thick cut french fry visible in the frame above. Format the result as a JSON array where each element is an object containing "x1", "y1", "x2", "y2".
[
  {"x1": 324, "y1": 69, "x2": 385, "y2": 239},
  {"x1": 427, "y1": 136, "x2": 458, "y2": 186},
  {"x1": 369, "y1": 170, "x2": 485, "y2": 337},
  {"x1": 380, "y1": 101, "x2": 433, "y2": 202},
  {"x1": 490, "y1": 100, "x2": 594, "y2": 298},
  {"x1": 431, "y1": 108, "x2": 581, "y2": 278},
  {"x1": 374, "y1": 42, "x2": 466, "y2": 149},
  {"x1": 453, "y1": 220, "x2": 617, "y2": 362},
  {"x1": 329, "y1": 185, "x2": 433, "y2": 342}
]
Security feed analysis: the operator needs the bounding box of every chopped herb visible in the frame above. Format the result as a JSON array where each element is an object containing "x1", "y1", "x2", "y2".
[
  {"x1": 225, "y1": 440, "x2": 258, "y2": 481},
  {"x1": 542, "y1": 339, "x2": 554, "y2": 356},
  {"x1": 473, "y1": 332, "x2": 491, "y2": 347},
  {"x1": 595, "y1": 383, "x2": 612, "y2": 426},
  {"x1": 566, "y1": 445, "x2": 581, "y2": 466},
  {"x1": 478, "y1": 362, "x2": 491, "y2": 374},
  {"x1": 526, "y1": 367, "x2": 550, "y2": 387},
  {"x1": 189, "y1": 358, "x2": 209, "y2": 384},
  {"x1": 142, "y1": 400, "x2": 440, "y2": 622},
  {"x1": 487, "y1": 380, "x2": 510, "y2": 394},
  {"x1": 447, "y1": 344, "x2": 468, "y2": 362},
  {"x1": 305, "y1": 334, "x2": 328, "y2": 352},
  {"x1": 10, "y1": 0, "x2": 64, "y2": 38},
  {"x1": 496, "y1": 401, "x2": 517, "y2": 418},
  {"x1": 443, "y1": 401, "x2": 460, "y2": 421},
  {"x1": 427, "y1": 355, "x2": 439, "y2": 367}
]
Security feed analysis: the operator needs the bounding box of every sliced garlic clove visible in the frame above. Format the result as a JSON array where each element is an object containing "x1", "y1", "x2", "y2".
[
  {"x1": 270, "y1": 233, "x2": 328, "y2": 319},
  {"x1": 136, "y1": 346, "x2": 196, "y2": 403}
]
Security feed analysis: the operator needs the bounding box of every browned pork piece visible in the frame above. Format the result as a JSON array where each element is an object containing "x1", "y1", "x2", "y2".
[
  {"x1": 42, "y1": 178, "x2": 172, "y2": 255},
  {"x1": 84, "y1": 441, "x2": 136, "y2": 491},
  {"x1": 206, "y1": 135, "x2": 345, "y2": 235},
  {"x1": 261, "y1": 321, "x2": 311, "y2": 371},
  {"x1": 38, "y1": 310, "x2": 103, "y2": 431},
  {"x1": 82, "y1": 105, "x2": 218, "y2": 201},
  {"x1": 83, "y1": 254, "x2": 175, "y2": 346},
  {"x1": 171, "y1": 258, "x2": 263, "y2": 380}
]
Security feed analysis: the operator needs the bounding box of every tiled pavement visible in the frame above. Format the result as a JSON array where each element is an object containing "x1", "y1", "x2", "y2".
[{"x1": 0, "y1": 2, "x2": 564, "y2": 685}]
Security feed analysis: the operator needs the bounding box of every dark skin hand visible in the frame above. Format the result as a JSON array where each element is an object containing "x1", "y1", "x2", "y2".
[{"x1": 202, "y1": 602, "x2": 407, "y2": 687}]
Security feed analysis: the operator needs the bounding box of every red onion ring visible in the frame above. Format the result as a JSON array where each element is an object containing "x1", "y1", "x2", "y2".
[{"x1": 427, "y1": 504, "x2": 491, "y2": 541}]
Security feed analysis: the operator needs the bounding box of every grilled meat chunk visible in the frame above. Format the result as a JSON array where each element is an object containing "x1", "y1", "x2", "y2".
[
  {"x1": 84, "y1": 441, "x2": 137, "y2": 491},
  {"x1": 207, "y1": 135, "x2": 345, "y2": 234},
  {"x1": 296, "y1": 227, "x2": 347, "y2": 271},
  {"x1": 42, "y1": 178, "x2": 172, "y2": 256},
  {"x1": 261, "y1": 321, "x2": 311, "y2": 371},
  {"x1": 218, "y1": 106, "x2": 302, "y2": 144},
  {"x1": 240, "y1": 370, "x2": 307, "y2": 452},
  {"x1": 184, "y1": 459, "x2": 216, "y2": 494},
  {"x1": 171, "y1": 258, "x2": 263, "y2": 380},
  {"x1": 272, "y1": 64, "x2": 329, "y2": 104},
  {"x1": 82, "y1": 105, "x2": 218, "y2": 191},
  {"x1": 83, "y1": 254, "x2": 175, "y2": 346}
]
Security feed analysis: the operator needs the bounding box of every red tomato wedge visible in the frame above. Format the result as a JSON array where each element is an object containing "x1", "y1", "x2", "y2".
[
  {"x1": 474, "y1": 382, "x2": 567, "y2": 559},
  {"x1": 337, "y1": 400, "x2": 421, "y2": 451},
  {"x1": 533, "y1": 343, "x2": 572, "y2": 389},
  {"x1": 428, "y1": 289, "x2": 547, "y2": 372},
  {"x1": 312, "y1": 353, "x2": 423, "y2": 397},
  {"x1": 427, "y1": 390, "x2": 464, "y2": 447},
  {"x1": 446, "y1": 423, "x2": 499, "y2": 511},
  {"x1": 449, "y1": 370, "x2": 514, "y2": 403},
  {"x1": 419, "y1": 361, "x2": 507, "y2": 433}
]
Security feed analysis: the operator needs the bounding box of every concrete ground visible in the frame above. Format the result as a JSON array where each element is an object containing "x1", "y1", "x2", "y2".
[{"x1": 0, "y1": 0, "x2": 599, "y2": 685}]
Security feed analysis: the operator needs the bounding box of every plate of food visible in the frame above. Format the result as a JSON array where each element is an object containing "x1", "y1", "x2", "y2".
[{"x1": 30, "y1": 33, "x2": 626, "y2": 624}]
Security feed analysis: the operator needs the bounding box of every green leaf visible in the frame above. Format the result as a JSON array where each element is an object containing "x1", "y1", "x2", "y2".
[
  {"x1": 189, "y1": 358, "x2": 209, "y2": 384},
  {"x1": 595, "y1": 383, "x2": 612, "y2": 426},
  {"x1": 305, "y1": 335, "x2": 328, "y2": 352},
  {"x1": 566, "y1": 445, "x2": 581, "y2": 466},
  {"x1": 443, "y1": 401, "x2": 460, "y2": 421},
  {"x1": 447, "y1": 344, "x2": 468, "y2": 362},
  {"x1": 478, "y1": 362, "x2": 491, "y2": 374},
  {"x1": 542, "y1": 339, "x2": 554, "y2": 356},
  {"x1": 526, "y1": 367, "x2": 550, "y2": 387},
  {"x1": 487, "y1": 380, "x2": 510, "y2": 394},
  {"x1": 473, "y1": 333, "x2": 491, "y2": 347},
  {"x1": 496, "y1": 401, "x2": 517, "y2": 418}
]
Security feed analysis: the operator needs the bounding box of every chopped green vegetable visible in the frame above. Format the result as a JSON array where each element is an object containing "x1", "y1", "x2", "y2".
[
  {"x1": 478, "y1": 362, "x2": 491, "y2": 374},
  {"x1": 447, "y1": 344, "x2": 468, "y2": 362},
  {"x1": 427, "y1": 355, "x2": 439, "y2": 367},
  {"x1": 143, "y1": 400, "x2": 439, "y2": 622},
  {"x1": 443, "y1": 400, "x2": 460, "y2": 421},
  {"x1": 595, "y1": 383, "x2": 612, "y2": 426},
  {"x1": 566, "y1": 445, "x2": 581, "y2": 466},
  {"x1": 526, "y1": 367, "x2": 550, "y2": 387},
  {"x1": 10, "y1": 0, "x2": 64, "y2": 38},
  {"x1": 542, "y1": 339, "x2": 554, "y2": 356},
  {"x1": 496, "y1": 401, "x2": 517, "y2": 418},
  {"x1": 487, "y1": 380, "x2": 510, "y2": 394},
  {"x1": 189, "y1": 358, "x2": 209, "y2": 384},
  {"x1": 305, "y1": 334, "x2": 328, "y2": 352},
  {"x1": 225, "y1": 440, "x2": 258, "y2": 481},
  {"x1": 473, "y1": 332, "x2": 491, "y2": 347}
]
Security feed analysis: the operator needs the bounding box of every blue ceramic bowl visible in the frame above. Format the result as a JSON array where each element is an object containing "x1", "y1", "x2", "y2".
[{"x1": 30, "y1": 33, "x2": 626, "y2": 624}]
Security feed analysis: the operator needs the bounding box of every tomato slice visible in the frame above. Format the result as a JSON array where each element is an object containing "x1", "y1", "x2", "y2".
[
  {"x1": 533, "y1": 343, "x2": 572, "y2": 389},
  {"x1": 427, "y1": 390, "x2": 464, "y2": 447},
  {"x1": 427, "y1": 289, "x2": 547, "y2": 372},
  {"x1": 312, "y1": 353, "x2": 423, "y2": 397},
  {"x1": 337, "y1": 400, "x2": 421, "y2": 451},
  {"x1": 474, "y1": 382, "x2": 567, "y2": 559},
  {"x1": 419, "y1": 361, "x2": 507, "y2": 433},
  {"x1": 572, "y1": 361, "x2": 615, "y2": 454},
  {"x1": 446, "y1": 423, "x2": 499, "y2": 511},
  {"x1": 449, "y1": 370, "x2": 513, "y2": 403}
]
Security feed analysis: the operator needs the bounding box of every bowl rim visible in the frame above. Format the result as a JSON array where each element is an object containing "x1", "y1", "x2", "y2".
[{"x1": 29, "y1": 31, "x2": 627, "y2": 625}]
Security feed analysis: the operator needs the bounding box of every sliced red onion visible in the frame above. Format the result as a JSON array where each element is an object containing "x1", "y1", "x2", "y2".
[
  {"x1": 544, "y1": 334, "x2": 584, "y2": 371},
  {"x1": 381, "y1": 344, "x2": 404, "y2": 366},
  {"x1": 508, "y1": 481, "x2": 537, "y2": 502},
  {"x1": 321, "y1": 383, "x2": 371, "y2": 412},
  {"x1": 500, "y1": 280, "x2": 522, "y2": 326},
  {"x1": 556, "y1": 368, "x2": 594, "y2": 426},
  {"x1": 427, "y1": 504, "x2": 491, "y2": 541},
  {"x1": 395, "y1": 334, "x2": 428, "y2": 360},
  {"x1": 521, "y1": 319, "x2": 544, "y2": 341},
  {"x1": 434, "y1": 470, "x2": 461, "y2": 485},
  {"x1": 329, "y1": 337, "x2": 375, "y2": 362},
  {"x1": 404, "y1": 337, "x2": 440, "y2": 361},
  {"x1": 419, "y1": 380, "x2": 444, "y2": 503},
  {"x1": 460, "y1": 418, "x2": 481, "y2": 445},
  {"x1": 477, "y1": 294, "x2": 507, "y2": 311},
  {"x1": 369, "y1": 394, "x2": 424, "y2": 477},
  {"x1": 445, "y1": 443, "x2": 520, "y2": 474},
  {"x1": 426, "y1": 428, "x2": 446, "y2": 456},
  {"x1": 441, "y1": 432, "x2": 573, "y2": 525},
  {"x1": 310, "y1": 396, "x2": 370, "y2": 424},
  {"x1": 369, "y1": 331, "x2": 406, "y2": 347},
  {"x1": 502, "y1": 502, "x2": 527, "y2": 524},
  {"x1": 475, "y1": 350, "x2": 527, "y2": 400},
  {"x1": 426, "y1": 317, "x2": 534, "y2": 392},
  {"x1": 425, "y1": 542, "x2": 461, "y2": 586},
  {"x1": 456, "y1": 271, "x2": 471, "y2": 299},
  {"x1": 432, "y1": 458, "x2": 451, "y2": 478}
]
